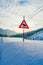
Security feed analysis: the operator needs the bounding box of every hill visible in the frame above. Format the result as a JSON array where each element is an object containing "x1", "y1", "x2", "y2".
[
  {"x1": 26, "y1": 28, "x2": 43, "y2": 40},
  {"x1": 10, "y1": 28, "x2": 43, "y2": 40},
  {"x1": 0, "y1": 28, "x2": 17, "y2": 37}
]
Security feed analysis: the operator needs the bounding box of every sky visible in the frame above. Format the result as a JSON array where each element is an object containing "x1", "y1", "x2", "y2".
[{"x1": 0, "y1": 0, "x2": 43, "y2": 33}]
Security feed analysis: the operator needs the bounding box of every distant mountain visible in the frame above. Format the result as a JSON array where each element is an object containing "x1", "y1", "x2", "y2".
[
  {"x1": 10, "y1": 28, "x2": 43, "y2": 40},
  {"x1": 0, "y1": 28, "x2": 17, "y2": 37},
  {"x1": 10, "y1": 33, "x2": 23, "y2": 38}
]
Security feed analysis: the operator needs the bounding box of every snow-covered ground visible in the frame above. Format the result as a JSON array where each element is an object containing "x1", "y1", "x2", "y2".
[{"x1": 0, "y1": 37, "x2": 43, "y2": 65}]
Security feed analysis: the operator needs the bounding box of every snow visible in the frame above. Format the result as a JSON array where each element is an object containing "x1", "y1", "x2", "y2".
[
  {"x1": 0, "y1": 37, "x2": 43, "y2": 65},
  {"x1": 27, "y1": 30, "x2": 43, "y2": 40}
]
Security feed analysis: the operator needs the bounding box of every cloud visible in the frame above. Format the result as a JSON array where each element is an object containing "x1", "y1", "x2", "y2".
[
  {"x1": 16, "y1": 0, "x2": 29, "y2": 6},
  {"x1": 0, "y1": 0, "x2": 43, "y2": 32},
  {"x1": 0, "y1": 0, "x2": 43, "y2": 11},
  {"x1": 28, "y1": 0, "x2": 43, "y2": 5}
]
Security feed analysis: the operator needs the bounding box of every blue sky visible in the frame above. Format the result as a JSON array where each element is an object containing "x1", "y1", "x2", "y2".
[{"x1": 0, "y1": 0, "x2": 43, "y2": 33}]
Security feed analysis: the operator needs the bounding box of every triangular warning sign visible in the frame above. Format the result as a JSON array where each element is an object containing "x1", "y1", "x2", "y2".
[{"x1": 19, "y1": 19, "x2": 29, "y2": 29}]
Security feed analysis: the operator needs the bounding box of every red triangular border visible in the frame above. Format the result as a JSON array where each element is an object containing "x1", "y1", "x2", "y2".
[{"x1": 19, "y1": 19, "x2": 29, "y2": 29}]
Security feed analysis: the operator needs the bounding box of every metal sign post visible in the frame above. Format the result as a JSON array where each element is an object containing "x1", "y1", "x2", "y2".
[
  {"x1": 18, "y1": 16, "x2": 29, "y2": 42},
  {"x1": 23, "y1": 28, "x2": 24, "y2": 42}
]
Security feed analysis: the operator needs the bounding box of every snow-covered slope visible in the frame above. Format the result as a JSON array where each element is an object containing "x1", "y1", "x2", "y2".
[
  {"x1": 27, "y1": 30, "x2": 43, "y2": 40},
  {"x1": 0, "y1": 37, "x2": 43, "y2": 65},
  {"x1": 32, "y1": 30, "x2": 43, "y2": 40}
]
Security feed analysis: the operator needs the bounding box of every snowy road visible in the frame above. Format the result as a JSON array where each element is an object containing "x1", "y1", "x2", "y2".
[{"x1": 0, "y1": 37, "x2": 43, "y2": 65}]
